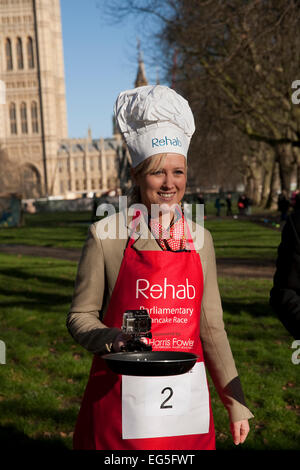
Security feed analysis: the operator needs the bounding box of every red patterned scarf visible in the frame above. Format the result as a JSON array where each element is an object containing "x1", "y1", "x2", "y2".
[{"x1": 149, "y1": 215, "x2": 187, "y2": 251}]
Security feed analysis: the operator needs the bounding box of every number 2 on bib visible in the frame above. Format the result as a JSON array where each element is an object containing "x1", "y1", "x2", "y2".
[
  {"x1": 122, "y1": 363, "x2": 210, "y2": 439},
  {"x1": 160, "y1": 387, "x2": 174, "y2": 410}
]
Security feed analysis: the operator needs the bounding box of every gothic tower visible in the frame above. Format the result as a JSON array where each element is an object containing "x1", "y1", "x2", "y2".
[
  {"x1": 0, "y1": 0, "x2": 68, "y2": 197},
  {"x1": 134, "y1": 39, "x2": 148, "y2": 88}
]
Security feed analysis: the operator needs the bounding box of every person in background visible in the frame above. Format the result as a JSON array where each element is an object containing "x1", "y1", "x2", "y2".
[
  {"x1": 237, "y1": 194, "x2": 248, "y2": 215},
  {"x1": 290, "y1": 189, "x2": 299, "y2": 209},
  {"x1": 277, "y1": 190, "x2": 290, "y2": 222},
  {"x1": 225, "y1": 193, "x2": 233, "y2": 216},
  {"x1": 245, "y1": 197, "x2": 252, "y2": 215},
  {"x1": 215, "y1": 196, "x2": 223, "y2": 217},
  {"x1": 197, "y1": 193, "x2": 206, "y2": 217},
  {"x1": 270, "y1": 194, "x2": 300, "y2": 339}
]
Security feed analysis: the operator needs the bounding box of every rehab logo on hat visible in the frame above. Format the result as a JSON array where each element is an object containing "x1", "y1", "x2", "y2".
[{"x1": 152, "y1": 136, "x2": 182, "y2": 148}]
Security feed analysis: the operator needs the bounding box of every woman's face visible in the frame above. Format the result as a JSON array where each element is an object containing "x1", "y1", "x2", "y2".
[{"x1": 134, "y1": 153, "x2": 187, "y2": 213}]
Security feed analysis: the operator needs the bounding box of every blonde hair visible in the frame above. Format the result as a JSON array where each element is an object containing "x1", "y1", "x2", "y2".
[{"x1": 127, "y1": 154, "x2": 187, "y2": 204}]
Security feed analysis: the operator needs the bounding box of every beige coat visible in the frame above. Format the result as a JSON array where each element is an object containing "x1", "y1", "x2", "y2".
[{"x1": 67, "y1": 210, "x2": 254, "y2": 423}]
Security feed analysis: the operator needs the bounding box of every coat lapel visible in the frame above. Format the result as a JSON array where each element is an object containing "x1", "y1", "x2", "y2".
[{"x1": 125, "y1": 210, "x2": 162, "y2": 251}]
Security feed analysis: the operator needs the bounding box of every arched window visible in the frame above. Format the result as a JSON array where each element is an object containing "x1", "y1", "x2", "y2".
[
  {"x1": 16, "y1": 37, "x2": 24, "y2": 69},
  {"x1": 27, "y1": 36, "x2": 34, "y2": 68},
  {"x1": 9, "y1": 103, "x2": 17, "y2": 134},
  {"x1": 20, "y1": 102, "x2": 28, "y2": 134},
  {"x1": 31, "y1": 101, "x2": 39, "y2": 133},
  {"x1": 5, "y1": 38, "x2": 13, "y2": 71},
  {"x1": 21, "y1": 164, "x2": 42, "y2": 198}
]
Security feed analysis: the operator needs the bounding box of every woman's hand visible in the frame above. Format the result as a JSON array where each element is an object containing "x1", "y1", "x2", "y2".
[
  {"x1": 230, "y1": 419, "x2": 250, "y2": 445},
  {"x1": 112, "y1": 332, "x2": 131, "y2": 352}
]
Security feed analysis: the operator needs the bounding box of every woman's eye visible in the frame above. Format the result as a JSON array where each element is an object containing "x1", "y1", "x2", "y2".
[{"x1": 150, "y1": 169, "x2": 184, "y2": 175}]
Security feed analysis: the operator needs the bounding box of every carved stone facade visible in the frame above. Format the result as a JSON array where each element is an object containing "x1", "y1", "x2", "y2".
[
  {"x1": 0, "y1": 1, "x2": 147, "y2": 199},
  {"x1": 0, "y1": 0, "x2": 121, "y2": 198},
  {"x1": 0, "y1": 0, "x2": 69, "y2": 197},
  {"x1": 57, "y1": 133, "x2": 122, "y2": 197}
]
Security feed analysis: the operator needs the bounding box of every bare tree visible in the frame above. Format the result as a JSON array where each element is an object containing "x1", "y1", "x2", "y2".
[{"x1": 102, "y1": 0, "x2": 300, "y2": 203}]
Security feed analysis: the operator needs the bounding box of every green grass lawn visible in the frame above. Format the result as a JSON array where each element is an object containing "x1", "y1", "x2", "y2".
[
  {"x1": 0, "y1": 211, "x2": 92, "y2": 249},
  {"x1": 211, "y1": 277, "x2": 299, "y2": 450},
  {"x1": 0, "y1": 210, "x2": 297, "y2": 449},
  {"x1": 205, "y1": 219, "x2": 281, "y2": 260},
  {"x1": 0, "y1": 253, "x2": 87, "y2": 449},
  {"x1": 0, "y1": 247, "x2": 298, "y2": 450},
  {"x1": 0, "y1": 210, "x2": 282, "y2": 262}
]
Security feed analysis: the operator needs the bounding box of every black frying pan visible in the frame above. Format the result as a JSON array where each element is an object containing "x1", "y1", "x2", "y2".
[{"x1": 102, "y1": 351, "x2": 198, "y2": 376}]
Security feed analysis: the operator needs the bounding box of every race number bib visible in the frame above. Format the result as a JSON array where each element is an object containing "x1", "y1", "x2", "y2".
[{"x1": 122, "y1": 362, "x2": 210, "y2": 439}]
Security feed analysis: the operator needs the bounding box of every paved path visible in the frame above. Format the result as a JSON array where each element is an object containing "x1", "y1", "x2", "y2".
[
  {"x1": 0, "y1": 244, "x2": 276, "y2": 279},
  {"x1": 216, "y1": 257, "x2": 275, "y2": 279},
  {"x1": 0, "y1": 244, "x2": 80, "y2": 262}
]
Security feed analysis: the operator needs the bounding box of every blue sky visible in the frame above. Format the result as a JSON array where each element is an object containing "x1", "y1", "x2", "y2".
[{"x1": 60, "y1": 0, "x2": 160, "y2": 139}]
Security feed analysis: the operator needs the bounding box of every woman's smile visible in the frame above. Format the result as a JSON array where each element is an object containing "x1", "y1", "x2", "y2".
[{"x1": 157, "y1": 191, "x2": 177, "y2": 201}]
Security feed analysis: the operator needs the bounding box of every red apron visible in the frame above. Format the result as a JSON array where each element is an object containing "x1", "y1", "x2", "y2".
[{"x1": 73, "y1": 214, "x2": 215, "y2": 450}]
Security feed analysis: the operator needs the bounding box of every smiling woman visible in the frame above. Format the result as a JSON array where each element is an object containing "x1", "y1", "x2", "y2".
[{"x1": 67, "y1": 85, "x2": 254, "y2": 451}]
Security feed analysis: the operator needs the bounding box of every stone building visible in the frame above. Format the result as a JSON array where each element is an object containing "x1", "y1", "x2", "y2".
[
  {"x1": 57, "y1": 39, "x2": 149, "y2": 199},
  {"x1": 0, "y1": 0, "x2": 149, "y2": 199},
  {"x1": 57, "y1": 131, "x2": 123, "y2": 197},
  {"x1": 0, "y1": 0, "x2": 67, "y2": 198}
]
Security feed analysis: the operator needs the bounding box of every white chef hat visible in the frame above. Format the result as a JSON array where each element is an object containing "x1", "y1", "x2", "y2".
[{"x1": 114, "y1": 85, "x2": 195, "y2": 168}]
